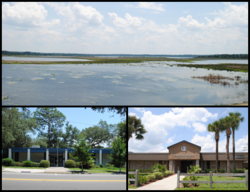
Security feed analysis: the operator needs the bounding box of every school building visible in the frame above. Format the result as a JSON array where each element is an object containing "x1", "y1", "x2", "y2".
[
  {"x1": 128, "y1": 140, "x2": 248, "y2": 172},
  {"x1": 8, "y1": 147, "x2": 113, "y2": 167}
]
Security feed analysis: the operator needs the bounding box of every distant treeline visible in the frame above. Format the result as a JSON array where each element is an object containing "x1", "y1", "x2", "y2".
[
  {"x1": 197, "y1": 54, "x2": 248, "y2": 59},
  {"x1": 2, "y1": 50, "x2": 199, "y2": 57}
]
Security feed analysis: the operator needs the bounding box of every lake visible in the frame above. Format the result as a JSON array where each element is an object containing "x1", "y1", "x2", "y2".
[
  {"x1": 2, "y1": 56, "x2": 91, "y2": 62},
  {"x1": 2, "y1": 61, "x2": 248, "y2": 105}
]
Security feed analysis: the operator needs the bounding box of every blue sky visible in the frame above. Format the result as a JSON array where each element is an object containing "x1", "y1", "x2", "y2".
[
  {"x1": 129, "y1": 107, "x2": 248, "y2": 153},
  {"x1": 18, "y1": 107, "x2": 124, "y2": 147},
  {"x1": 2, "y1": 2, "x2": 248, "y2": 54}
]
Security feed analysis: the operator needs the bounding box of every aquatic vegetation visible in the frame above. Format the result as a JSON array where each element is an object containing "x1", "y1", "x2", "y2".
[
  {"x1": 71, "y1": 76, "x2": 81, "y2": 78},
  {"x1": 8, "y1": 82, "x2": 18, "y2": 84},
  {"x1": 50, "y1": 78, "x2": 56, "y2": 80},
  {"x1": 42, "y1": 74, "x2": 51, "y2": 76},
  {"x1": 31, "y1": 78, "x2": 44, "y2": 80}
]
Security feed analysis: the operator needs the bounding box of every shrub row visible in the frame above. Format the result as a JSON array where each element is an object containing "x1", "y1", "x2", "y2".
[{"x1": 2, "y1": 158, "x2": 50, "y2": 168}]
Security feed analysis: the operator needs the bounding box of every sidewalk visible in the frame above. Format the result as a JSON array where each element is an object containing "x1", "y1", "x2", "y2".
[
  {"x1": 129, "y1": 174, "x2": 185, "y2": 190},
  {"x1": 2, "y1": 167, "x2": 72, "y2": 174}
]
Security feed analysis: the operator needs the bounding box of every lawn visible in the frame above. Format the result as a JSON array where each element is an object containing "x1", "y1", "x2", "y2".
[
  {"x1": 68, "y1": 167, "x2": 126, "y2": 173},
  {"x1": 2, "y1": 166, "x2": 46, "y2": 169},
  {"x1": 175, "y1": 176, "x2": 248, "y2": 190}
]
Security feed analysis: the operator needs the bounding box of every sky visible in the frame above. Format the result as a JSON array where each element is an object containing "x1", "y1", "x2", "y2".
[
  {"x1": 128, "y1": 107, "x2": 248, "y2": 153},
  {"x1": 17, "y1": 107, "x2": 125, "y2": 147},
  {"x1": 2, "y1": 2, "x2": 248, "y2": 54}
]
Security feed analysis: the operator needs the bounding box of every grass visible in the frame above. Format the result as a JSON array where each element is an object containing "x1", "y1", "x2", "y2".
[
  {"x1": 68, "y1": 167, "x2": 126, "y2": 173},
  {"x1": 2, "y1": 56, "x2": 195, "y2": 64},
  {"x1": 2, "y1": 166, "x2": 46, "y2": 169},
  {"x1": 175, "y1": 176, "x2": 248, "y2": 190},
  {"x1": 177, "y1": 63, "x2": 248, "y2": 73}
]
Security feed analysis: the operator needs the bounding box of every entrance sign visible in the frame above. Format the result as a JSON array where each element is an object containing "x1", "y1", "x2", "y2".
[
  {"x1": 174, "y1": 155, "x2": 194, "y2": 159},
  {"x1": 181, "y1": 146, "x2": 187, "y2": 151}
]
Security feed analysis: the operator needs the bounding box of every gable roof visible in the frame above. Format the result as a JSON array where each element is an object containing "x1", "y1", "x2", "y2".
[{"x1": 167, "y1": 140, "x2": 201, "y2": 149}]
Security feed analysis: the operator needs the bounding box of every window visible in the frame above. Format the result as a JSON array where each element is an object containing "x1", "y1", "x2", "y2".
[
  {"x1": 218, "y1": 161, "x2": 220, "y2": 169},
  {"x1": 159, "y1": 161, "x2": 162, "y2": 165},
  {"x1": 207, "y1": 161, "x2": 210, "y2": 169}
]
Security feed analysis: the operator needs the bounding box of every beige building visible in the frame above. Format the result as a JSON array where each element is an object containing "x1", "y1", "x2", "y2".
[{"x1": 128, "y1": 140, "x2": 248, "y2": 172}]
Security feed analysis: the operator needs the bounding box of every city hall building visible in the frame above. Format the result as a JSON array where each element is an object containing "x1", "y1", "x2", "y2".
[
  {"x1": 128, "y1": 140, "x2": 248, "y2": 173},
  {"x1": 8, "y1": 147, "x2": 113, "y2": 167}
]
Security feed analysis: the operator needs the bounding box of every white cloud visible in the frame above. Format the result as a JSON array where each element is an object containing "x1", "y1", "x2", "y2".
[
  {"x1": 108, "y1": 13, "x2": 142, "y2": 29},
  {"x1": 235, "y1": 135, "x2": 248, "y2": 152},
  {"x1": 2, "y1": 2, "x2": 59, "y2": 28},
  {"x1": 191, "y1": 133, "x2": 215, "y2": 152},
  {"x1": 138, "y1": 2, "x2": 165, "y2": 11},
  {"x1": 134, "y1": 108, "x2": 146, "y2": 113},
  {"x1": 178, "y1": 15, "x2": 206, "y2": 31},
  {"x1": 166, "y1": 135, "x2": 176, "y2": 144},
  {"x1": 193, "y1": 122, "x2": 207, "y2": 132}
]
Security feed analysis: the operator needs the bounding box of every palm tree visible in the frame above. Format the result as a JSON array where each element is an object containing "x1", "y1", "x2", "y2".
[
  {"x1": 220, "y1": 116, "x2": 232, "y2": 173},
  {"x1": 207, "y1": 119, "x2": 224, "y2": 173},
  {"x1": 128, "y1": 115, "x2": 147, "y2": 142},
  {"x1": 229, "y1": 112, "x2": 244, "y2": 172}
]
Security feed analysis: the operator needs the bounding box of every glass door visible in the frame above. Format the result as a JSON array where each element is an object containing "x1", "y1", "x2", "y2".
[
  {"x1": 50, "y1": 156, "x2": 54, "y2": 166},
  {"x1": 55, "y1": 156, "x2": 58, "y2": 167}
]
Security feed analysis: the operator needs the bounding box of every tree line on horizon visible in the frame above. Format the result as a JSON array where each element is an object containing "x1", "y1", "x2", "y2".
[
  {"x1": 197, "y1": 54, "x2": 248, "y2": 59},
  {"x1": 2, "y1": 107, "x2": 126, "y2": 160}
]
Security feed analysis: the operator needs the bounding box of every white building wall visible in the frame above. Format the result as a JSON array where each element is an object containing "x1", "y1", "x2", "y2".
[
  {"x1": 19, "y1": 152, "x2": 27, "y2": 162},
  {"x1": 102, "y1": 154, "x2": 111, "y2": 167},
  {"x1": 30, "y1": 153, "x2": 44, "y2": 163}
]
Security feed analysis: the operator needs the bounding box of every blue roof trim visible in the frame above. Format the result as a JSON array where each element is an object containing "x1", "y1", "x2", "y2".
[{"x1": 8, "y1": 147, "x2": 113, "y2": 153}]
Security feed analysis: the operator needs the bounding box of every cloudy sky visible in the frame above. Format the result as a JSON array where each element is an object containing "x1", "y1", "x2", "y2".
[
  {"x1": 2, "y1": 2, "x2": 248, "y2": 54},
  {"x1": 129, "y1": 107, "x2": 248, "y2": 153}
]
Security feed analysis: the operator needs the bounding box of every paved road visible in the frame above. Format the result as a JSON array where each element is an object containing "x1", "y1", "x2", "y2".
[{"x1": 2, "y1": 172, "x2": 126, "y2": 190}]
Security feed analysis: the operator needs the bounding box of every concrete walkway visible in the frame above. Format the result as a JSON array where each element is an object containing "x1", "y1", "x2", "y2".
[
  {"x1": 129, "y1": 174, "x2": 185, "y2": 190},
  {"x1": 2, "y1": 167, "x2": 72, "y2": 174}
]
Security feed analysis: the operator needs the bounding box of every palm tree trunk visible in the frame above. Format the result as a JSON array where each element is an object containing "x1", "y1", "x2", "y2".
[
  {"x1": 216, "y1": 139, "x2": 218, "y2": 173},
  {"x1": 226, "y1": 135, "x2": 230, "y2": 173},
  {"x1": 233, "y1": 129, "x2": 235, "y2": 172}
]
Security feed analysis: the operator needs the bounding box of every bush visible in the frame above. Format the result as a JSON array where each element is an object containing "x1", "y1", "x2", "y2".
[
  {"x1": 128, "y1": 181, "x2": 130, "y2": 185},
  {"x1": 151, "y1": 163, "x2": 166, "y2": 173},
  {"x1": 65, "y1": 160, "x2": 76, "y2": 168},
  {"x1": 2, "y1": 158, "x2": 14, "y2": 166},
  {"x1": 213, "y1": 169, "x2": 216, "y2": 173},
  {"x1": 154, "y1": 172, "x2": 163, "y2": 180},
  {"x1": 206, "y1": 168, "x2": 212, "y2": 173},
  {"x1": 105, "y1": 163, "x2": 111, "y2": 167},
  {"x1": 40, "y1": 160, "x2": 50, "y2": 168},
  {"x1": 93, "y1": 165, "x2": 99, "y2": 168},
  {"x1": 22, "y1": 160, "x2": 33, "y2": 167},
  {"x1": 31, "y1": 162, "x2": 40, "y2": 167},
  {"x1": 14, "y1": 162, "x2": 23, "y2": 167},
  {"x1": 99, "y1": 164, "x2": 103, "y2": 168},
  {"x1": 147, "y1": 174, "x2": 155, "y2": 182},
  {"x1": 219, "y1": 169, "x2": 226, "y2": 173},
  {"x1": 182, "y1": 176, "x2": 189, "y2": 187},
  {"x1": 230, "y1": 169, "x2": 245, "y2": 173},
  {"x1": 138, "y1": 175, "x2": 147, "y2": 185}
]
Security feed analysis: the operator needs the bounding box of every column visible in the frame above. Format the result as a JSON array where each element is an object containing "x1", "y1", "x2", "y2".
[
  {"x1": 46, "y1": 149, "x2": 49, "y2": 161},
  {"x1": 65, "y1": 149, "x2": 68, "y2": 162},
  {"x1": 196, "y1": 160, "x2": 199, "y2": 166},
  {"x1": 8, "y1": 148, "x2": 12, "y2": 159},
  {"x1": 169, "y1": 160, "x2": 172, "y2": 172},
  {"x1": 173, "y1": 160, "x2": 176, "y2": 173},
  {"x1": 27, "y1": 149, "x2": 30, "y2": 160},
  {"x1": 99, "y1": 150, "x2": 102, "y2": 165}
]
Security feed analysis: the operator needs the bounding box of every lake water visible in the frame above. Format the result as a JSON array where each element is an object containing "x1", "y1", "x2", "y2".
[
  {"x1": 2, "y1": 62, "x2": 248, "y2": 105},
  {"x1": 2, "y1": 56, "x2": 91, "y2": 62}
]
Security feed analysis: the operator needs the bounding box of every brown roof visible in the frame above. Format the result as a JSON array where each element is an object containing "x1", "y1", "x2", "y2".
[{"x1": 167, "y1": 140, "x2": 201, "y2": 149}]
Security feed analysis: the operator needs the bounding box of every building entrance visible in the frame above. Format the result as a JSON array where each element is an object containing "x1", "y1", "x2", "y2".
[
  {"x1": 50, "y1": 155, "x2": 63, "y2": 167},
  {"x1": 181, "y1": 160, "x2": 193, "y2": 172}
]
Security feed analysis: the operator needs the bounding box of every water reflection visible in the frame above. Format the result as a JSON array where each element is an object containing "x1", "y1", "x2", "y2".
[
  {"x1": 2, "y1": 63, "x2": 248, "y2": 105},
  {"x1": 2, "y1": 56, "x2": 91, "y2": 62}
]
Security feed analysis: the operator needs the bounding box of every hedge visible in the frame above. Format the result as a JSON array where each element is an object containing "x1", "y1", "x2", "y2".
[
  {"x1": 40, "y1": 160, "x2": 50, "y2": 168},
  {"x1": 2, "y1": 158, "x2": 14, "y2": 166},
  {"x1": 219, "y1": 169, "x2": 226, "y2": 173},
  {"x1": 147, "y1": 174, "x2": 156, "y2": 182},
  {"x1": 154, "y1": 172, "x2": 163, "y2": 179},
  {"x1": 65, "y1": 160, "x2": 76, "y2": 168},
  {"x1": 22, "y1": 160, "x2": 33, "y2": 167},
  {"x1": 14, "y1": 162, "x2": 23, "y2": 167}
]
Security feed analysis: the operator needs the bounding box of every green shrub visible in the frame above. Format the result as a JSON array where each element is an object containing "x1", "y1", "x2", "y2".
[
  {"x1": 182, "y1": 176, "x2": 189, "y2": 187},
  {"x1": 105, "y1": 163, "x2": 111, "y2": 167},
  {"x1": 147, "y1": 174, "x2": 155, "y2": 182},
  {"x1": 206, "y1": 168, "x2": 212, "y2": 173},
  {"x1": 218, "y1": 169, "x2": 226, "y2": 173},
  {"x1": 138, "y1": 175, "x2": 147, "y2": 185},
  {"x1": 99, "y1": 164, "x2": 103, "y2": 168},
  {"x1": 2, "y1": 158, "x2": 14, "y2": 166},
  {"x1": 213, "y1": 169, "x2": 216, "y2": 173},
  {"x1": 22, "y1": 160, "x2": 33, "y2": 167},
  {"x1": 14, "y1": 162, "x2": 23, "y2": 167},
  {"x1": 31, "y1": 162, "x2": 40, "y2": 167},
  {"x1": 65, "y1": 160, "x2": 76, "y2": 168},
  {"x1": 40, "y1": 160, "x2": 50, "y2": 168},
  {"x1": 93, "y1": 165, "x2": 99, "y2": 168},
  {"x1": 151, "y1": 163, "x2": 166, "y2": 173},
  {"x1": 128, "y1": 181, "x2": 130, "y2": 185},
  {"x1": 236, "y1": 169, "x2": 245, "y2": 173},
  {"x1": 154, "y1": 172, "x2": 163, "y2": 179}
]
